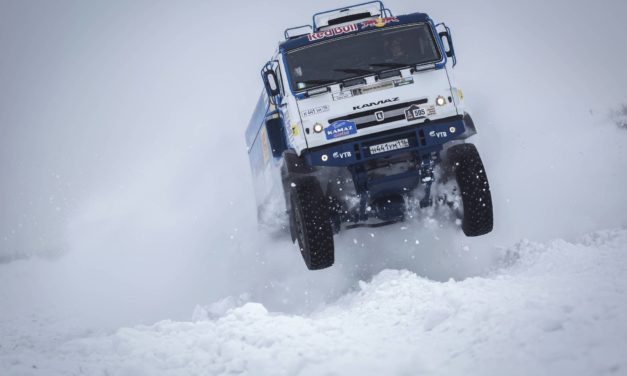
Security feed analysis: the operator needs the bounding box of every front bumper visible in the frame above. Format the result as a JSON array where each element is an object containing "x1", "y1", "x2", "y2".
[{"x1": 303, "y1": 115, "x2": 467, "y2": 167}]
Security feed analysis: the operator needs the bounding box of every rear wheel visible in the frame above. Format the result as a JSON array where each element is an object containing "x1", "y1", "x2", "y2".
[
  {"x1": 447, "y1": 143, "x2": 493, "y2": 236},
  {"x1": 289, "y1": 176, "x2": 335, "y2": 270}
]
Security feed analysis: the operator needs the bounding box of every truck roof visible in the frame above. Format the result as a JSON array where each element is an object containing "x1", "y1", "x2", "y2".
[{"x1": 279, "y1": 12, "x2": 433, "y2": 52}]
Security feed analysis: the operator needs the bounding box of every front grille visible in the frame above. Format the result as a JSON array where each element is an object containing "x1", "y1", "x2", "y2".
[{"x1": 328, "y1": 98, "x2": 428, "y2": 130}]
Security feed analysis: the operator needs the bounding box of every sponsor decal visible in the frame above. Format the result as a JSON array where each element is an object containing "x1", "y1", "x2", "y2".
[
  {"x1": 307, "y1": 24, "x2": 358, "y2": 41},
  {"x1": 284, "y1": 111, "x2": 293, "y2": 141},
  {"x1": 283, "y1": 109, "x2": 291, "y2": 125},
  {"x1": 404, "y1": 104, "x2": 436, "y2": 121},
  {"x1": 260, "y1": 126, "x2": 270, "y2": 163},
  {"x1": 333, "y1": 77, "x2": 412, "y2": 101},
  {"x1": 353, "y1": 97, "x2": 399, "y2": 111},
  {"x1": 429, "y1": 130, "x2": 448, "y2": 138},
  {"x1": 301, "y1": 105, "x2": 330, "y2": 118},
  {"x1": 332, "y1": 151, "x2": 353, "y2": 159},
  {"x1": 361, "y1": 17, "x2": 400, "y2": 28},
  {"x1": 324, "y1": 120, "x2": 357, "y2": 140},
  {"x1": 332, "y1": 91, "x2": 354, "y2": 101},
  {"x1": 353, "y1": 81, "x2": 394, "y2": 96},
  {"x1": 394, "y1": 77, "x2": 414, "y2": 87}
]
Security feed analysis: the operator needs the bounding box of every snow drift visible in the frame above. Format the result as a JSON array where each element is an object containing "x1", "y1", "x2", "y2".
[{"x1": 2, "y1": 229, "x2": 626, "y2": 375}]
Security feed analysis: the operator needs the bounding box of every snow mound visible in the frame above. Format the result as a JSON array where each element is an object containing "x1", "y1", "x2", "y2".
[{"x1": 3, "y1": 229, "x2": 626, "y2": 376}]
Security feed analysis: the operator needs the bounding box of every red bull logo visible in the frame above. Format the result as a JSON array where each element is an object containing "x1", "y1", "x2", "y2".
[
  {"x1": 361, "y1": 17, "x2": 399, "y2": 28},
  {"x1": 307, "y1": 24, "x2": 358, "y2": 41}
]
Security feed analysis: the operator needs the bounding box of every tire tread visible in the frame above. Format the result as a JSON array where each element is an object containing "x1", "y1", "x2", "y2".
[
  {"x1": 291, "y1": 177, "x2": 334, "y2": 269},
  {"x1": 447, "y1": 144, "x2": 493, "y2": 236}
]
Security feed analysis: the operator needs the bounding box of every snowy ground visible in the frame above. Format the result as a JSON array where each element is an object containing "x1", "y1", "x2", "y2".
[
  {"x1": 1, "y1": 0, "x2": 627, "y2": 375},
  {"x1": 2, "y1": 229, "x2": 626, "y2": 375}
]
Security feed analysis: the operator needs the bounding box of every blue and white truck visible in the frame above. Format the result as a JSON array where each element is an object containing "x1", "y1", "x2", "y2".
[{"x1": 245, "y1": 1, "x2": 493, "y2": 270}]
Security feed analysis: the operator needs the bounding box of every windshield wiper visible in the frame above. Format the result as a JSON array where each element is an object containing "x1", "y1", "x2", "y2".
[
  {"x1": 369, "y1": 62, "x2": 413, "y2": 69},
  {"x1": 333, "y1": 68, "x2": 373, "y2": 75},
  {"x1": 299, "y1": 79, "x2": 337, "y2": 85},
  {"x1": 368, "y1": 63, "x2": 413, "y2": 80}
]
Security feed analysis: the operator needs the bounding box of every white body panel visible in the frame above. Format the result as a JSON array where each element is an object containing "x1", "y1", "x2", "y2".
[{"x1": 279, "y1": 62, "x2": 465, "y2": 155}]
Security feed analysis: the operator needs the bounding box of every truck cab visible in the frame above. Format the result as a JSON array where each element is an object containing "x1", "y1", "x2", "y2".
[{"x1": 245, "y1": 1, "x2": 492, "y2": 270}]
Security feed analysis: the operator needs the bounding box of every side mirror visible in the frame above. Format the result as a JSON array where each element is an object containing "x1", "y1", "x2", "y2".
[
  {"x1": 438, "y1": 27, "x2": 457, "y2": 67},
  {"x1": 263, "y1": 70, "x2": 281, "y2": 97},
  {"x1": 439, "y1": 31, "x2": 454, "y2": 58}
]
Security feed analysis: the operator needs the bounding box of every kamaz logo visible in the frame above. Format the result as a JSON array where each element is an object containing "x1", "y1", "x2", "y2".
[{"x1": 353, "y1": 97, "x2": 399, "y2": 111}]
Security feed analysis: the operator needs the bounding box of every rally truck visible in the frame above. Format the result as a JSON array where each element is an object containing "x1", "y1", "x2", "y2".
[{"x1": 245, "y1": 1, "x2": 493, "y2": 270}]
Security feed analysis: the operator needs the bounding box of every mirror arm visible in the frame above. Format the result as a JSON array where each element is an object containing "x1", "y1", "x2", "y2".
[
  {"x1": 438, "y1": 26, "x2": 457, "y2": 67},
  {"x1": 260, "y1": 61, "x2": 282, "y2": 104}
]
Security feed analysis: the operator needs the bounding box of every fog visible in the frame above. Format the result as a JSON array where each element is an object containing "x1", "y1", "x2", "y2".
[{"x1": 1, "y1": 0, "x2": 626, "y2": 329}]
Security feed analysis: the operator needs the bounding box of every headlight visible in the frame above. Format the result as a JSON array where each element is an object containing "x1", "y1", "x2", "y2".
[
  {"x1": 313, "y1": 123, "x2": 324, "y2": 133},
  {"x1": 435, "y1": 96, "x2": 447, "y2": 106}
]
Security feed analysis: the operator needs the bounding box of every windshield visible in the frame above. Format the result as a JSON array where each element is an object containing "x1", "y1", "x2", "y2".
[{"x1": 285, "y1": 23, "x2": 442, "y2": 92}]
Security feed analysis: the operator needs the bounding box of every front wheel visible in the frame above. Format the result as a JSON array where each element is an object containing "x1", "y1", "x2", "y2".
[
  {"x1": 289, "y1": 176, "x2": 335, "y2": 270},
  {"x1": 447, "y1": 143, "x2": 494, "y2": 236}
]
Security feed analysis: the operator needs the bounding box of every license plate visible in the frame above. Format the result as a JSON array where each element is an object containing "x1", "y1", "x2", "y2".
[
  {"x1": 369, "y1": 138, "x2": 410, "y2": 155},
  {"x1": 405, "y1": 104, "x2": 436, "y2": 121}
]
